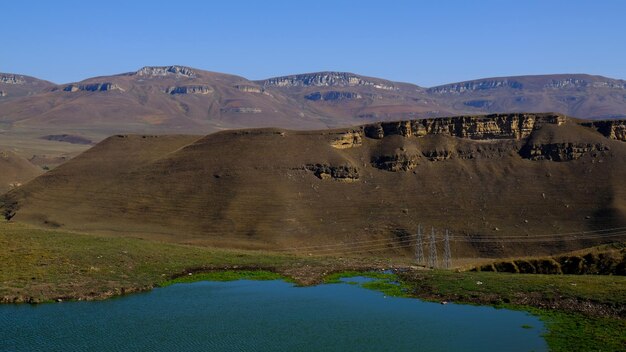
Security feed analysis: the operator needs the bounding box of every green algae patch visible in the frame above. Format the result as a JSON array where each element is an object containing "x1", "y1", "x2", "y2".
[
  {"x1": 161, "y1": 270, "x2": 287, "y2": 286},
  {"x1": 524, "y1": 307, "x2": 626, "y2": 352},
  {"x1": 323, "y1": 271, "x2": 411, "y2": 297}
]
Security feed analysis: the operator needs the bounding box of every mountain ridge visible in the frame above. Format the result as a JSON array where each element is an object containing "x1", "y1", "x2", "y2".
[{"x1": 2, "y1": 65, "x2": 626, "y2": 162}]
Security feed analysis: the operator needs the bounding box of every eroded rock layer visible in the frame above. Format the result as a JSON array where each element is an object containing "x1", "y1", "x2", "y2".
[
  {"x1": 363, "y1": 113, "x2": 566, "y2": 140},
  {"x1": 586, "y1": 120, "x2": 626, "y2": 142}
]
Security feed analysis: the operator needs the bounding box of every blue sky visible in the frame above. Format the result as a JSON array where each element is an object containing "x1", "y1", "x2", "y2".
[{"x1": 2, "y1": 0, "x2": 625, "y2": 86}]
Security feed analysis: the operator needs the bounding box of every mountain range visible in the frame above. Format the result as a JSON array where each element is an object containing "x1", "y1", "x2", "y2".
[{"x1": 2, "y1": 66, "x2": 626, "y2": 141}]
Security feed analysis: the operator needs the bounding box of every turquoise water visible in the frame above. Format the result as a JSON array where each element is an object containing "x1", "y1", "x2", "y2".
[{"x1": 0, "y1": 278, "x2": 547, "y2": 351}]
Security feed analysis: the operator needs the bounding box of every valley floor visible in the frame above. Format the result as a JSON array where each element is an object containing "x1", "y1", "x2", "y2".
[{"x1": 1, "y1": 220, "x2": 624, "y2": 351}]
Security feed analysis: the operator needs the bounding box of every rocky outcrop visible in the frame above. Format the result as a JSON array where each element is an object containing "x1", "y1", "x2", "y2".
[
  {"x1": 234, "y1": 85, "x2": 264, "y2": 93},
  {"x1": 166, "y1": 85, "x2": 213, "y2": 95},
  {"x1": 263, "y1": 72, "x2": 396, "y2": 90},
  {"x1": 134, "y1": 65, "x2": 196, "y2": 78},
  {"x1": 372, "y1": 152, "x2": 420, "y2": 171},
  {"x1": 330, "y1": 131, "x2": 363, "y2": 149},
  {"x1": 363, "y1": 113, "x2": 566, "y2": 140},
  {"x1": 474, "y1": 249, "x2": 626, "y2": 275},
  {"x1": 545, "y1": 78, "x2": 626, "y2": 89},
  {"x1": 304, "y1": 164, "x2": 359, "y2": 181},
  {"x1": 544, "y1": 78, "x2": 588, "y2": 89},
  {"x1": 421, "y1": 150, "x2": 454, "y2": 161},
  {"x1": 220, "y1": 107, "x2": 262, "y2": 114},
  {"x1": 0, "y1": 74, "x2": 25, "y2": 85},
  {"x1": 585, "y1": 120, "x2": 626, "y2": 142},
  {"x1": 590, "y1": 81, "x2": 626, "y2": 89},
  {"x1": 520, "y1": 142, "x2": 609, "y2": 161},
  {"x1": 304, "y1": 91, "x2": 362, "y2": 101},
  {"x1": 428, "y1": 79, "x2": 523, "y2": 94},
  {"x1": 63, "y1": 83, "x2": 123, "y2": 92}
]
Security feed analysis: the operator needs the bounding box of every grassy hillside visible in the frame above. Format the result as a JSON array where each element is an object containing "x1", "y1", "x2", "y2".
[{"x1": 2, "y1": 114, "x2": 625, "y2": 259}]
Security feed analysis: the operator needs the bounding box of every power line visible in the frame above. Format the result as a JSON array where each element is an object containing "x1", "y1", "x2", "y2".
[
  {"x1": 443, "y1": 229, "x2": 451, "y2": 269},
  {"x1": 415, "y1": 224, "x2": 425, "y2": 265},
  {"x1": 428, "y1": 227, "x2": 438, "y2": 268}
]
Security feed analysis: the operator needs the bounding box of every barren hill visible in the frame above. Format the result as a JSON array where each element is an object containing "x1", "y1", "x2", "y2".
[
  {"x1": 0, "y1": 150, "x2": 43, "y2": 194},
  {"x1": 2, "y1": 113, "x2": 624, "y2": 258}
]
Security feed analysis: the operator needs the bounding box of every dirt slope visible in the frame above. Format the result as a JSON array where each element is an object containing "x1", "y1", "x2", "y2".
[{"x1": 0, "y1": 150, "x2": 43, "y2": 194}]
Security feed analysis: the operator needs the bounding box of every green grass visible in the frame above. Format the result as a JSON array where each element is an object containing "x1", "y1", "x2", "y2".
[
  {"x1": 0, "y1": 220, "x2": 317, "y2": 301},
  {"x1": 161, "y1": 270, "x2": 287, "y2": 286},
  {"x1": 323, "y1": 271, "x2": 395, "y2": 283},
  {"x1": 402, "y1": 269, "x2": 626, "y2": 305},
  {"x1": 0, "y1": 220, "x2": 386, "y2": 301},
  {"x1": 527, "y1": 308, "x2": 626, "y2": 352}
]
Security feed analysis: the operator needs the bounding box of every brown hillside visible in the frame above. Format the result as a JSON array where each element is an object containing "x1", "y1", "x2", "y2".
[
  {"x1": 0, "y1": 150, "x2": 43, "y2": 194},
  {"x1": 2, "y1": 113, "x2": 625, "y2": 259}
]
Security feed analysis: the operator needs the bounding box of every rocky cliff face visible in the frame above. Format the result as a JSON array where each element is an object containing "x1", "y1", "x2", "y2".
[
  {"x1": 545, "y1": 78, "x2": 626, "y2": 89},
  {"x1": 324, "y1": 113, "x2": 620, "y2": 172},
  {"x1": 63, "y1": 83, "x2": 123, "y2": 92},
  {"x1": 134, "y1": 65, "x2": 197, "y2": 78},
  {"x1": 586, "y1": 120, "x2": 626, "y2": 142},
  {"x1": 166, "y1": 85, "x2": 213, "y2": 95},
  {"x1": 0, "y1": 74, "x2": 25, "y2": 85},
  {"x1": 519, "y1": 143, "x2": 610, "y2": 161},
  {"x1": 428, "y1": 79, "x2": 523, "y2": 93},
  {"x1": 262, "y1": 72, "x2": 396, "y2": 90},
  {"x1": 330, "y1": 131, "x2": 363, "y2": 149},
  {"x1": 362, "y1": 113, "x2": 566, "y2": 140},
  {"x1": 304, "y1": 163, "x2": 359, "y2": 181},
  {"x1": 234, "y1": 85, "x2": 263, "y2": 93},
  {"x1": 372, "y1": 152, "x2": 420, "y2": 171}
]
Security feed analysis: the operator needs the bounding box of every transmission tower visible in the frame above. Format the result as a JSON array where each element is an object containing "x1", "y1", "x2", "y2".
[
  {"x1": 443, "y1": 229, "x2": 452, "y2": 269},
  {"x1": 428, "y1": 227, "x2": 438, "y2": 268},
  {"x1": 415, "y1": 224, "x2": 424, "y2": 265}
]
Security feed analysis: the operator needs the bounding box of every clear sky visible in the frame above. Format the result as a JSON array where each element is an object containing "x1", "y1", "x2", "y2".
[{"x1": 2, "y1": 0, "x2": 625, "y2": 86}]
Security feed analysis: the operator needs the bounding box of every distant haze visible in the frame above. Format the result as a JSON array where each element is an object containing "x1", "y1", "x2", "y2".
[{"x1": 2, "y1": 0, "x2": 626, "y2": 85}]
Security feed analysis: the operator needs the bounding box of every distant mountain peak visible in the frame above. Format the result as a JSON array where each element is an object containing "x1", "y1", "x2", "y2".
[
  {"x1": 262, "y1": 71, "x2": 397, "y2": 90},
  {"x1": 133, "y1": 65, "x2": 197, "y2": 78}
]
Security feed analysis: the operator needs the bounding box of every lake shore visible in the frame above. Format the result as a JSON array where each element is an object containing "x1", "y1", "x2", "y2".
[{"x1": 2, "y1": 220, "x2": 625, "y2": 351}]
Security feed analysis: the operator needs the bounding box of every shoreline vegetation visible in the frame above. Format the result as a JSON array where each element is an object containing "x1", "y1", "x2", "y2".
[{"x1": 1, "y1": 221, "x2": 625, "y2": 351}]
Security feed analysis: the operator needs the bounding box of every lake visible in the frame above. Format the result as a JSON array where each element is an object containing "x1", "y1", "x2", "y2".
[{"x1": 0, "y1": 277, "x2": 547, "y2": 351}]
